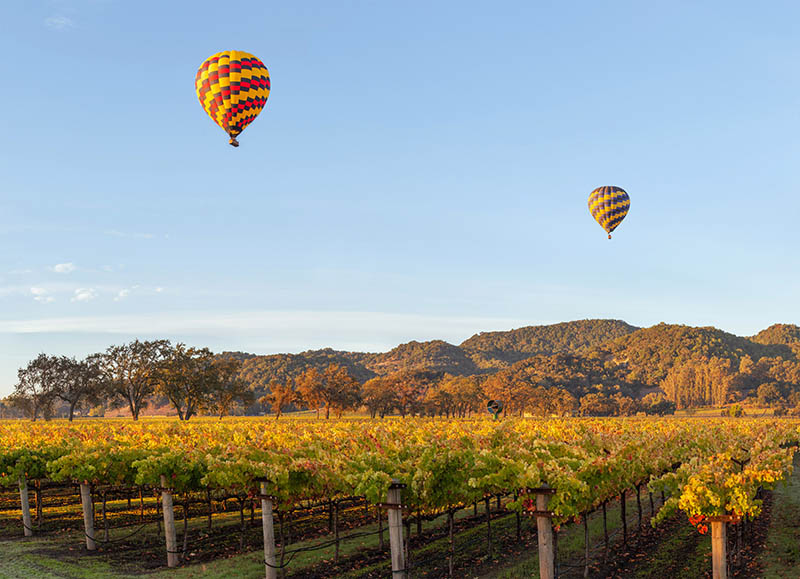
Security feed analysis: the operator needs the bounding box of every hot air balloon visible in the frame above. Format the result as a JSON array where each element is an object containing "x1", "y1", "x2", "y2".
[
  {"x1": 487, "y1": 400, "x2": 503, "y2": 420},
  {"x1": 588, "y1": 186, "x2": 630, "y2": 239},
  {"x1": 195, "y1": 50, "x2": 271, "y2": 147}
]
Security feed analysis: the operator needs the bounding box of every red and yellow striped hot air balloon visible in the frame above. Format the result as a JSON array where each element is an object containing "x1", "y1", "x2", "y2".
[
  {"x1": 195, "y1": 50, "x2": 271, "y2": 147},
  {"x1": 588, "y1": 186, "x2": 630, "y2": 239}
]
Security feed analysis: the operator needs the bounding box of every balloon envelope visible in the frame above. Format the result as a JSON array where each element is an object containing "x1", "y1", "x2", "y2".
[
  {"x1": 195, "y1": 50, "x2": 270, "y2": 146},
  {"x1": 588, "y1": 186, "x2": 630, "y2": 238}
]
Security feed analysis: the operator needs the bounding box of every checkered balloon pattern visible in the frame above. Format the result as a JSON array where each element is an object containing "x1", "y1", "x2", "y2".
[
  {"x1": 588, "y1": 186, "x2": 630, "y2": 239},
  {"x1": 196, "y1": 51, "x2": 270, "y2": 145}
]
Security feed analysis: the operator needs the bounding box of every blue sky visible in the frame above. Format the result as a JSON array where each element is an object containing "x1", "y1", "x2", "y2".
[{"x1": 2, "y1": 1, "x2": 800, "y2": 395}]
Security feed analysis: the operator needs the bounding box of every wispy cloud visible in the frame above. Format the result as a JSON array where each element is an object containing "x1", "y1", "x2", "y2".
[
  {"x1": 0, "y1": 310, "x2": 525, "y2": 353},
  {"x1": 44, "y1": 15, "x2": 74, "y2": 30},
  {"x1": 71, "y1": 288, "x2": 98, "y2": 302},
  {"x1": 30, "y1": 287, "x2": 55, "y2": 304},
  {"x1": 2, "y1": 282, "x2": 164, "y2": 303},
  {"x1": 104, "y1": 230, "x2": 156, "y2": 240},
  {"x1": 52, "y1": 262, "x2": 76, "y2": 274},
  {"x1": 0, "y1": 284, "x2": 47, "y2": 298}
]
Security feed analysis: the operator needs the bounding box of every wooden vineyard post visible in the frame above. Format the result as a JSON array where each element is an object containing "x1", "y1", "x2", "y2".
[
  {"x1": 258, "y1": 479, "x2": 277, "y2": 579},
  {"x1": 602, "y1": 501, "x2": 609, "y2": 559},
  {"x1": 636, "y1": 484, "x2": 642, "y2": 528},
  {"x1": 334, "y1": 499, "x2": 340, "y2": 562},
  {"x1": 207, "y1": 488, "x2": 213, "y2": 530},
  {"x1": 448, "y1": 508, "x2": 455, "y2": 578},
  {"x1": 18, "y1": 477, "x2": 33, "y2": 537},
  {"x1": 583, "y1": 513, "x2": 589, "y2": 579},
  {"x1": 386, "y1": 479, "x2": 407, "y2": 578},
  {"x1": 159, "y1": 475, "x2": 178, "y2": 568},
  {"x1": 620, "y1": 490, "x2": 628, "y2": 545},
  {"x1": 485, "y1": 496, "x2": 492, "y2": 559},
  {"x1": 710, "y1": 517, "x2": 729, "y2": 579},
  {"x1": 78, "y1": 482, "x2": 96, "y2": 550},
  {"x1": 533, "y1": 488, "x2": 556, "y2": 579}
]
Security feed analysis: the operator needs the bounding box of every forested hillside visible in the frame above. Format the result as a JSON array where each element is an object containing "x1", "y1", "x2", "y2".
[
  {"x1": 235, "y1": 348, "x2": 376, "y2": 390},
  {"x1": 603, "y1": 323, "x2": 794, "y2": 385},
  {"x1": 366, "y1": 340, "x2": 477, "y2": 375},
  {"x1": 221, "y1": 320, "x2": 800, "y2": 412},
  {"x1": 8, "y1": 319, "x2": 800, "y2": 420},
  {"x1": 751, "y1": 323, "x2": 800, "y2": 349},
  {"x1": 222, "y1": 320, "x2": 638, "y2": 394},
  {"x1": 461, "y1": 319, "x2": 638, "y2": 369}
]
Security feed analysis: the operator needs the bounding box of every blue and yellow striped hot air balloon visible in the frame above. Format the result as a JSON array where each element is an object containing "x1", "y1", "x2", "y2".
[
  {"x1": 195, "y1": 50, "x2": 271, "y2": 147},
  {"x1": 588, "y1": 186, "x2": 630, "y2": 239}
]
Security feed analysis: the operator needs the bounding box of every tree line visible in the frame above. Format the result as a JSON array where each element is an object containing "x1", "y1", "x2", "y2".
[
  {"x1": 2, "y1": 340, "x2": 249, "y2": 421},
  {"x1": 224, "y1": 321, "x2": 800, "y2": 416},
  {"x1": 8, "y1": 321, "x2": 800, "y2": 420},
  {"x1": 0, "y1": 340, "x2": 677, "y2": 420}
]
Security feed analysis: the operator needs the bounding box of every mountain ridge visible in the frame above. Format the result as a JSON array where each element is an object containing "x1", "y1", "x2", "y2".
[{"x1": 228, "y1": 319, "x2": 800, "y2": 391}]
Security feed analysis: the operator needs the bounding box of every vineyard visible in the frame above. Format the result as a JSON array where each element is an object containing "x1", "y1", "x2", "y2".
[{"x1": 1, "y1": 417, "x2": 798, "y2": 578}]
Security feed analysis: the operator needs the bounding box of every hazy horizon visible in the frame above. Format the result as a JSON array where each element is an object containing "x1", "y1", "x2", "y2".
[{"x1": 1, "y1": 314, "x2": 791, "y2": 396}]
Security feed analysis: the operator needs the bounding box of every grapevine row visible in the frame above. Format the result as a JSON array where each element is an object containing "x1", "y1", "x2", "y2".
[{"x1": 1, "y1": 417, "x2": 796, "y2": 531}]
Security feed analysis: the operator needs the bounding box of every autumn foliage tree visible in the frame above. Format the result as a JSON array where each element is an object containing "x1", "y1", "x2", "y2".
[
  {"x1": 579, "y1": 392, "x2": 618, "y2": 416},
  {"x1": 362, "y1": 375, "x2": 398, "y2": 418},
  {"x1": 260, "y1": 379, "x2": 297, "y2": 419},
  {"x1": 391, "y1": 370, "x2": 438, "y2": 417},
  {"x1": 156, "y1": 344, "x2": 219, "y2": 421},
  {"x1": 660, "y1": 357, "x2": 734, "y2": 408},
  {"x1": 296, "y1": 368, "x2": 325, "y2": 418},
  {"x1": 53, "y1": 355, "x2": 104, "y2": 421},
  {"x1": 209, "y1": 357, "x2": 253, "y2": 419},
  {"x1": 14, "y1": 354, "x2": 60, "y2": 421},
  {"x1": 13, "y1": 354, "x2": 104, "y2": 421},
  {"x1": 438, "y1": 375, "x2": 484, "y2": 417},
  {"x1": 296, "y1": 364, "x2": 361, "y2": 419},
  {"x1": 326, "y1": 364, "x2": 362, "y2": 418},
  {"x1": 99, "y1": 340, "x2": 172, "y2": 420}
]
